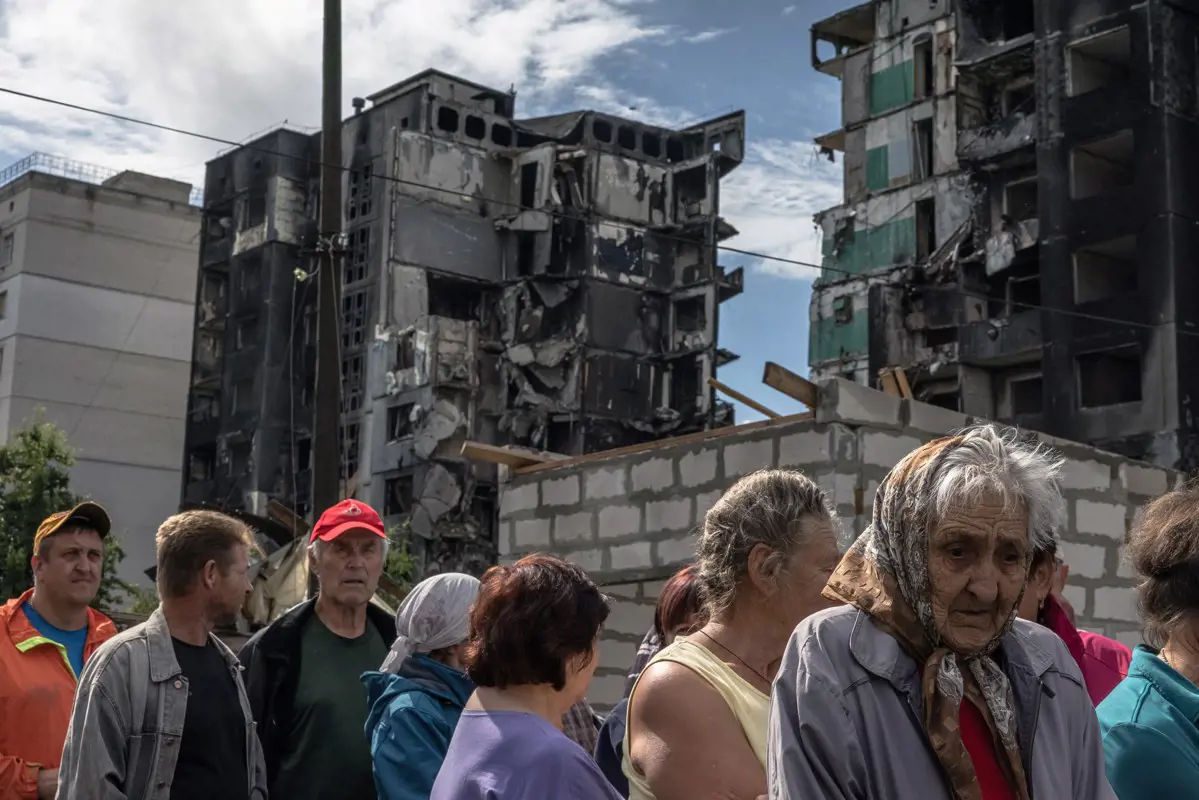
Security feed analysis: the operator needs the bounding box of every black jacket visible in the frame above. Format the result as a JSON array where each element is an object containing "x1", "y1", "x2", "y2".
[
  {"x1": 594, "y1": 697, "x2": 630, "y2": 798},
  {"x1": 238, "y1": 598, "x2": 395, "y2": 789}
]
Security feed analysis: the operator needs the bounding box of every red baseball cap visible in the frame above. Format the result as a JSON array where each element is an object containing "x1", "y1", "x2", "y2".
[{"x1": 310, "y1": 499, "x2": 387, "y2": 544}]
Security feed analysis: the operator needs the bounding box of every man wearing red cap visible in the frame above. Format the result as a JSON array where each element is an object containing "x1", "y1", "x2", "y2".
[
  {"x1": 0, "y1": 502, "x2": 115, "y2": 799},
  {"x1": 240, "y1": 499, "x2": 394, "y2": 800}
]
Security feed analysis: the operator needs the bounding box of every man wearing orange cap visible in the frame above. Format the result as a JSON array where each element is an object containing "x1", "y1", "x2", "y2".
[
  {"x1": 0, "y1": 502, "x2": 115, "y2": 799},
  {"x1": 240, "y1": 499, "x2": 394, "y2": 800}
]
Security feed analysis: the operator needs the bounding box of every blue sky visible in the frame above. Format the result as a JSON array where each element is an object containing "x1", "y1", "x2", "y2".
[{"x1": 0, "y1": 0, "x2": 851, "y2": 421}]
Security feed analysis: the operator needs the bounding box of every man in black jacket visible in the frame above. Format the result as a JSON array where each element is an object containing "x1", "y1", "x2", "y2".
[{"x1": 239, "y1": 500, "x2": 395, "y2": 799}]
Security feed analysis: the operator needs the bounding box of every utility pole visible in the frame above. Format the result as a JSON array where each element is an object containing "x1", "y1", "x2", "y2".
[{"x1": 309, "y1": 0, "x2": 342, "y2": 597}]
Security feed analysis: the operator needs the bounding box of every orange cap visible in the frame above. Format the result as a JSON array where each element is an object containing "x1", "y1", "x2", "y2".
[{"x1": 33, "y1": 501, "x2": 111, "y2": 552}]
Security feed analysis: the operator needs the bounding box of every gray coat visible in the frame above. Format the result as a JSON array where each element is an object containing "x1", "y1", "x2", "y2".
[
  {"x1": 56, "y1": 607, "x2": 267, "y2": 800},
  {"x1": 767, "y1": 605, "x2": 1116, "y2": 800}
]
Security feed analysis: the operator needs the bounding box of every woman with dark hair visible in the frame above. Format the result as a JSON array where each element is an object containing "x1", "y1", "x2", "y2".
[
  {"x1": 430, "y1": 554, "x2": 621, "y2": 800},
  {"x1": 594, "y1": 565, "x2": 708, "y2": 796},
  {"x1": 1098, "y1": 486, "x2": 1199, "y2": 797},
  {"x1": 1017, "y1": 539, "x2": 1130, "y2": 706}
]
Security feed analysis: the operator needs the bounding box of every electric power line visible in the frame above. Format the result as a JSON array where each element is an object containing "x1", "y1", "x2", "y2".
[{"x1": 0, "y1": 84, "x2": 1188, "y2": 341}]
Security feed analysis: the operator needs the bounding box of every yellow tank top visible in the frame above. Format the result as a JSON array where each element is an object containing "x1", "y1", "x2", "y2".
[{"x1": 621, "y1": 638, "x2": 770, "y2": 800}]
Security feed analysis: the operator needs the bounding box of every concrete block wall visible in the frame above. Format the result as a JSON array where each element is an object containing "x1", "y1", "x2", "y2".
[{"x1": 498, "y1": 378, "x2": 1182, "y2": 709}]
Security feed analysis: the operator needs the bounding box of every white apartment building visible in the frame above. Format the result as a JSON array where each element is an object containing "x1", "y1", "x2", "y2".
[{"x1": 0, "y1": 155, "x2": 201, "y2": 588}]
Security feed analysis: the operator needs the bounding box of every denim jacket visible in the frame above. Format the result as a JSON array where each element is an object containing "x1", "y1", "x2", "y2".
[{"x1": 56, "y1": 607, "x2": 267, "y2": 800}]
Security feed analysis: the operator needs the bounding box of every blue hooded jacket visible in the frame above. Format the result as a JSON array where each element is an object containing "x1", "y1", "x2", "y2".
[{"x1": 362, "y1": 654, "x2": 475, "y2": 800}]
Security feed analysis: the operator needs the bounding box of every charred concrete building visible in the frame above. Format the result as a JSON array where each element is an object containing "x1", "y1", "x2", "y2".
[
  {"x1": 808, "y1": 0, "x2": 1199, "y2": 471},
  {"x1": 181, "y1": 69, "x2": 746, "y2": 575}
]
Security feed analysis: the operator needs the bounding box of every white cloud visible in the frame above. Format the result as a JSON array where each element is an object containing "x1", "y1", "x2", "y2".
[
  {"x1": 782, "y1": 5, "x2": 797, "y2": 16},
  {"x1": 0, "y1": 0, "x2": 842, "y2": 280},
  {"x1": 682, "y1": 27, "x2": 737, "y2": 44}
]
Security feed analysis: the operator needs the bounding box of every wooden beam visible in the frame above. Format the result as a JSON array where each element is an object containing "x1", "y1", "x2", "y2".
[
  {"x1": 708, "y1": 378, "x2": 780, "y2": 419},
  {"x1": 878, "y1": 369, "x2": 903, "y2": 398},
  {"x1": 893, "y1": 367, "x2": 914, "y2": 400},
  {"x1": 460, "y1": 440, "x2": 564, "y2": 468},
  {"x1": 515, "y1": 410, "x2": 815, "y2": 476},
  {"x1": 762, "y1": 361, "x2": 819, "y2": 408}
]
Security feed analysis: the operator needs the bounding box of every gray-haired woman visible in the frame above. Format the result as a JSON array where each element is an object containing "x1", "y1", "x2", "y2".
[
  {"x1": 624, "y1": 469, "x2": 842, "y2": 800},
  {"x1": 768, "y1": 425, "x2": 1115, "y2": 800}
]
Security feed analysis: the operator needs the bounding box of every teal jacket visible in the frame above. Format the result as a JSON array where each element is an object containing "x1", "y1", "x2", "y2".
[
  {"x1": 362, "y1": 654, "x2": 475, "y2": 800},
  {"x1": 1097, "y1": 645, "x2": 1199, "y2": 798}
]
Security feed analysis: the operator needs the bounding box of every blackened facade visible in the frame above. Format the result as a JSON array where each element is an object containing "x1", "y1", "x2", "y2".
[
  {"x1": 809, "y1": 0, "x2": 1199, "y2": 471},
  {"x1": 181, "y1": 69, "x2": 746, "y2": 575}
]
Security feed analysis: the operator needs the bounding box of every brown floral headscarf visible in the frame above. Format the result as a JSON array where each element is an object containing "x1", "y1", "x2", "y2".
[{"x1": 824, "y1": 432, "x2": 1040, "y2": 800}]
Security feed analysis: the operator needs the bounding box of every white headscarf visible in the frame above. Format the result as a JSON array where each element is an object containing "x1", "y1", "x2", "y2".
[{"x1": 379, "y1": 572, "x2": 481, "y2": 674}]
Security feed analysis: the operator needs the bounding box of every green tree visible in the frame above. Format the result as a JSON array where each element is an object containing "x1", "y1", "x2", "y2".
[
  {"x1": 0, "y1": 415, "x2": 129, "y2": 611},
  {"x1": 377, "y1": 523, "x2": 417, "y2": 608}
]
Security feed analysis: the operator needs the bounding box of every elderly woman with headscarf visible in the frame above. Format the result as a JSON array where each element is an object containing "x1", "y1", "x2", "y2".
[
  {"x1": 624, "y1": 470, "x2": 843, "y2": 800},
  {"x1": 768, "y1": 425, "x2": 1116, "y2": 800},
  {"x1": 362, "y1": 572, "x2": 480, "y2": 800}
]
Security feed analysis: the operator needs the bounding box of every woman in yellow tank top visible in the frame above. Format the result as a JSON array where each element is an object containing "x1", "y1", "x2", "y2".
[{"x1": 622, "y1": 469, "x2": 843, "y2": 800}]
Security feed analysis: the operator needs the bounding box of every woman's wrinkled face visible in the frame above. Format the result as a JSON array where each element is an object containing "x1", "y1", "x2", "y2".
[
  {"x1": 774, "y1": 516, "x2": 843, "y2": 629},
  {"x1": 928, "y1": 493, "x2": 1030, "y2": 653}
]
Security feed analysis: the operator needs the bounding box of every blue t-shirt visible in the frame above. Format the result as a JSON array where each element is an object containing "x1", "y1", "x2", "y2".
[
  {"x1": 22, "y1": 602, "x2": 88, "y2": 677},
  {"x1": 431, "y1": 710, "x2": 622, "y2": 800}
]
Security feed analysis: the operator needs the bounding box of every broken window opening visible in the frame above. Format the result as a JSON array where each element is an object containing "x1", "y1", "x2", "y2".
[
  {"x1": 242, "y1": 190, "x2": 267, "y2": 231},
  {"x1": 1002, "y1": 82, "x2": 1035, "y2": 117},
  {"x1": 234, "y1": 317, "x2": 257, "y2": 351},
  {"x1": 915, "y1": 197, "x2": 936, "y2": 261},
  {"x1": 192, "y1": 391, "x2": 219, "y2": 422},
  {"x1": 1073, "y1": 234, "x2": 1137, "y2": 304},
  {"x1": 914, "y1": 118, "x2": 934, "y2": 181},
  {"x1": 341, "y1": 354, "x2": 364, "y2": 413},
  {"x1": 383, "y1": 475, "x2": 415, "y2": 516},
  {"x1": 670, "y1": 359, "x2": 703, "y2": 415},
  {"x1": 200, "y1": 273, "x2": 228, "y2": 322},
  {"x1": 593, "y1": 119, "x2": 613, "y2": 143},
  {"x1": 643, "y1": 133, "x2": 662, "y2": 158},
  {"x1": 491, "y1": 124, "x2": 513, "y2": 146},
  {"x1": 547, "y1": 421, "x2": 576, "y2": 454},
  {"x1": 1002, "y1": 0, "x2": 1034, "y2": 39},
  {"x1": 229, "y1": 442, "x2": 251, "y2": 479},
  {"x1": 520, "y1": 162, "x2": 539, "y2": 210},
  {"x1": 348, "y1": 162, "x2": 374, "y2": 220},
  {"x1": 1008, "y1": 273, "x2": 1042, "y2": 313},
  {"x1": 339, "y1": 423, "x2": 361, "y2": 480},
  {"x1": 1004, "y1": 177, "x2": 1038, "y2": 221},
  {"x1": 1070, "y1": 129, "x2": 1134, "y2": 201},
  {"x1": 344, "y1": 227, "x2": 370, "y2": 286},
  {"x1": 428, "y1": 273, "x2": 486, "y2": 320},
  {"x1": 1010, "y1": 374, "x2": 1043, "y2": 415},
  {"x1": 232, "y1": 378, "x2": 255, "y2": 415},
  {"x1": 666, "y1": 137, "x2": 685, "y2": 163},
  {"x1": 436, "y1": 106, "x2": 459, "y2": 133},
  {"x1": 925, "y1": 326, "x2": 958, "y2": 348},
  {"x1": 914, "y1": 38, "x2": 934, "y2": 100},
  {"x1": 295, "y1": 438, "x2": 312, "y2": 472},
  {"x1": 196, "y1": 331, "x2": 224, "y2": 367},
  {"x1": 387, "y1": 403, "x2": 416, "y2": 441},
  {"x1": 516, "y1": 233, "x2": 536, "y2": 276},
  {"x1": 188, "y1": 447, "x2": 216, "y2": 483},
  {"x1": 833, "y1": 296, "x2": 854, "y2": 325},
  {"x1": 395, "y1": 334, "x2": 417, "y2": 371},
  {"x1": 1067, "y1": 27, "x2": 1132, "y2": 97},
  {"x1": 1077, "y1": 345, "x2": 1142, "y2": 408},
  {"x1": 617, "y1": 125, "x2": 637, "y2": 151},
  {"x1": 464, "y1": 115, "x2": 486, "y2": 140},
  {"x1": 674, "y1": 295, "x2": 706, "y2": 333},
  {"x1": 238, "y1": 254, "x2": 263, "y2": 297},
  {"x1": 674, "y1": 164, "x2": 708, "y2": 218},
  {"x1": 341, "y1": 289, "x2": 368, "y2": 349},
  {"x1": 400, "y1": 117, "x2": 410, "y2": 130},
  {"x1": 205, "y1": 213, "x2": 231, "y2": 243}
]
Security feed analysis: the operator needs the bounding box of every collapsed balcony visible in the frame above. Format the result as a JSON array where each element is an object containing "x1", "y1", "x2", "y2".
[{"x1": 811, "y1": 2, "x2": 876, "y2": 78}]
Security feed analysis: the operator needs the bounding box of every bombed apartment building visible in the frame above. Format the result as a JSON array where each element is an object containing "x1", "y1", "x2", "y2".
[
  {"x1": 808, "y1": 0, "x2": 1199, "y2": 471},
  {"x1": 180, "y1": 68, "x2": 746, "y2": 575}
]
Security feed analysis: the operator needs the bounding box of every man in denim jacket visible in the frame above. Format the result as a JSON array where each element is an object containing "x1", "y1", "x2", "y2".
[{"x1": 56, "y1": 510, "x2": 267, "y2": 800}]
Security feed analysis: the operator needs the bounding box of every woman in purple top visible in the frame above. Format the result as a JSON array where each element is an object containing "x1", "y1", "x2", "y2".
[{"x1": 431, "y1": 554, "x2": 621, "y2": 800}]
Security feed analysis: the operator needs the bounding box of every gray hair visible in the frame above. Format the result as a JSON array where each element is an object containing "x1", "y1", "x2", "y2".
[
  {"x1": 927, "y1": 424, "x2": 1065, "y2": 551},
  {"x1": 695, "y1": 469, "x2": 837, "y2": 619}
]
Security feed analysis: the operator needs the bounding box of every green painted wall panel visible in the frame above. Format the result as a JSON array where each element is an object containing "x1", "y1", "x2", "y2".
[
  {"x1": 869, "y1": 60, "x2": 914, "y2": 115},
  {"x1": 820, "y1": 216, "x2": 917, "y2": 279},
  {"x1": 809, "y1": 308, "x2": 870, "y2": 365},
  {"x1": 866, "y1": 146, "x2": 890, "y2": 191}
]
